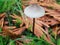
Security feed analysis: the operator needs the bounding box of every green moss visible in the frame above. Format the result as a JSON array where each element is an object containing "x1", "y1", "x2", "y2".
[
  {"x1": 15, "y1": 18, "x2": 22, "y2": 28},
  {"x1": 57, "y1": 38, "x2": 60, "y2": 45},
  {"x1": 56, "y1": 0, "x2": 60, "y2": 4},
  {"x1": 0, "y1": 27, "x2": 2, "y2": 33}
]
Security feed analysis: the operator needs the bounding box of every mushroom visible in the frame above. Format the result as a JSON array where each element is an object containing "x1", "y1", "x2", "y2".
[{"x1": 24, "y1": 4, "x2": 45, "y2": 34}]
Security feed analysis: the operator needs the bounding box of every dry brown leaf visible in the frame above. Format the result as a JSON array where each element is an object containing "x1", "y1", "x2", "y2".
[
  {"x1": 0, "y1": 13, "x2": 6, "y2": 18},
  {"x1": 10, "y1": 14, "x2": 22, "y2": 20},
  {"x1": 3, "y1": 26, "x2": 16, "y2": 29},
  {"x1": 34, "y1": 27, "x2": 44, "y2": 37},
  {"x1": 38, "y1": 15, "x2": 59, "y2": 26},
  {"x1": 58, "y1": 30, "x2": 60, "y2": 34},
  {"x1": 3, "y1": 26, "x2": 26, "y2": 35},
  {"x1": 36, "y1": 19, "x2": 49, "y2": 27},
  {"x1": 52, "y1": 25, "x2": 59, "y2": 39},
  {"x1": 13, "y1": 27, "x2": 26, "y2": 35},
  {"x1": 0, "y1": 18, "x2": 4, "y2": 28}
]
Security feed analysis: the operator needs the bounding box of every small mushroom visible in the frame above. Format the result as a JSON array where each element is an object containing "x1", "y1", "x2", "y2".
[{"x1": 24, "y1": 4, "x2": 45, "y2": 34}]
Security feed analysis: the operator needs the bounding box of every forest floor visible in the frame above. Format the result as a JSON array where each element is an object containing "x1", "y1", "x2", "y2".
[{"x1": 0, "y1": 0, "x2": 60, "y2": 45}]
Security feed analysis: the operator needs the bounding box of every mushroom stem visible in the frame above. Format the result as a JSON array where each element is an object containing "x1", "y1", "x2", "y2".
[{"x1": 33, "y1": 18, "x2": 35, "y2": 34}]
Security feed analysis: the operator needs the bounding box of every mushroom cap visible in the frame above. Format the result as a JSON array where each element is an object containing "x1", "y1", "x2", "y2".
[{"x1": 24, "y1": 4, "x2": 45, "y2": 18}]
